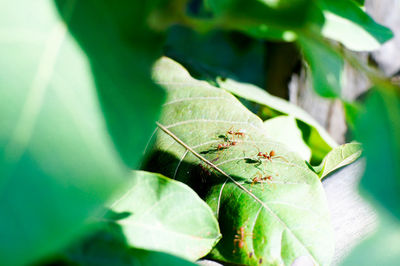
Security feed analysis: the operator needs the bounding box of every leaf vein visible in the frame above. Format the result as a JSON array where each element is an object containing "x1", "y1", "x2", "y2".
[
  {"x1": 164, "y1": 119, "x2": 261, "y2": 131},
  {"x1": 173, "y1": 150, "x2": 189, "y2": 179},
  {"x1": 163, "y1": 96, "x2": 229, "y2": 106},
  {"x1": 216, "y1": 179, "x2": 229, "y2": 219}
]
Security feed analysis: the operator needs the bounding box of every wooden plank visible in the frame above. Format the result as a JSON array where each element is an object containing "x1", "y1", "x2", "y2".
[{"x1": 322, "y1": 160, "x2": 378, "y2": 265}]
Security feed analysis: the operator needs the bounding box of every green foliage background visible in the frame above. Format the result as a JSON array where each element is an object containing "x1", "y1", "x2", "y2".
[{"x1": 0, "y1": 0, "x2": 399, "y2": 265}]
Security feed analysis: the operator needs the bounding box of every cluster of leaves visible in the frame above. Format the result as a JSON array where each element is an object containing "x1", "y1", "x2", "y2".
[{"x1": 0, "y1": 0, "x2": 398, "y2": 266}]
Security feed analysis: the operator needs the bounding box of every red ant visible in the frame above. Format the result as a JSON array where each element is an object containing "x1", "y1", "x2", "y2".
[
  {"x1": 227, "y1": 127, "x2": 246, "y2": 141},
  {"x1": 250, "y1": 172, "x2": 274, "y2": 191},
  {"x1": 257, "y1": 150, "x2": 287, "y2": 163},
  {"x1": 217, "y1": 140, "x2": 237, "y2": 150},
  {"x1": 210, "y1": 140, "x2": 237, "y2": 163},
  {"x1": 233, "y1": 226, "x2": 253, "y2": 253}
]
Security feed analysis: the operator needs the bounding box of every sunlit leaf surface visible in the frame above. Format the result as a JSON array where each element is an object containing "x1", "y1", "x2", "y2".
[
  {"x1": 217, "y1": 78, "x2": 337, "y2": 164},
  {"x1": 320, "y1": 0, "x2": 393, "y2": 51},
  {"x1": 263, "y1": 116, "x2": 312, "y2": 161},
  {"x1": 315, "y1": 143, "x2": 362, "y2": 179},
  {"x1": 146, "y1": 57, "x2": 334, "y2": 265},
  {"x1": 109, "y1": 171, "x2": 221, "y2": 261}
]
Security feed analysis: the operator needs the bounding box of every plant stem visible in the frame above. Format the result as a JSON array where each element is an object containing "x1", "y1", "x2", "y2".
[{"x1": 156, "y1": 122, "x2": 266, "y2": 205}]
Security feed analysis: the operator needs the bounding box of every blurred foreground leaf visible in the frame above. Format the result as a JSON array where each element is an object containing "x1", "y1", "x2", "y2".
[
  {"x1": 314, "y1": 143, "x2": 363, "y2": 179},
  {"x1": 353, "y1": 0, "x2": 365, "y2": 6},
  {"x1": 204, "y1": 0, "x2": 315, "y2": 29},
  {"x1": 54, "y1": 0, "x2": 165, "y2": 167},
  {"x1": 147, "y1": 57, "x2": 334, "y2": 265},
  {"x1": 0, "y1": 0, "x2": 164, "y2": 264},
  {"x1": 165, "y1": 25, "x2": 265, "y2": 87},
  {"x1": 319, "y1": 0, "x2": 393, "y2": 51},
  {"x1": 355, "y1": 86, "x2": 400, "y2": 219},
  {"x1": 108, "y1": 171, "x2": 221, "y2": 261},
  {"x1": 341, "y1": 211, "x2": 400, "y2": 266},
  {"x1": 297, "y1": 34, "x2": 344, "y2": 98}
]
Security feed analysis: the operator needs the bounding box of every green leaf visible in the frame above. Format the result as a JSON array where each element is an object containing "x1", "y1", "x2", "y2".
[
  {"x1": 0, "y1": 0, "x2": 164, "y2": 264},
  {"x1": 200, "y1": 0, "x2": 326, "y2": 42},
  {"x1": 108, "y1": 171, "x2": 221, "y2": 261},
  {"x1": 355, "y1": 86, "x2": 400, "y2": 219},
  {"x1": 238, "y1": 25, "x2": 297, "y2": 42},
  {"x1": 204, "y1": 0, "x2": 317, "y2": 32},
  {"x1": 216, "y1": 78, "x2": 337, "y2": 164},
  {"x1": 341, "y1": 211, "x2": 400, "y2": 266},
  {"x1": 263, "y1": 116, "x2": 312, "y2": 161},
  {"x1": 319, "y1": 0, "x2": 393, "y2": 51},
  {"x1": 233, "y1": 1, "x2": 325, "y2": 42},
  {"x1": 60, "y1": 222, "x2": 197, "y2": 266},
  {"x1": 54, "y1": 0, "x2": 166, "y2": 167},
  {"x1": 314, "y1": 143, "x2": 363, "y2": 179},
  {"x1": 147, "y1": 57, "x2": 334, "y2": 265},
  {"x1": 343, "y1": 101, "x2": 363, "y2": 130},
  {"x1": 126, "y1": 249, "x2": 196, "y2": 266},
  {"x1": 165, "y1": 25, "x2": 265, "y2": 87},
  {"x1": 352, "y1": 0, "x2": 364, "y2": 6},
  {"x1": 297, "y1": 34, "x2": 344, "y2": 98}
]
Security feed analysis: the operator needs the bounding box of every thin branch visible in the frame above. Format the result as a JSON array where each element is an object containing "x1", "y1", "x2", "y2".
[{"x1": 156, "y1": 122, "x2": 266, "y2": 206}]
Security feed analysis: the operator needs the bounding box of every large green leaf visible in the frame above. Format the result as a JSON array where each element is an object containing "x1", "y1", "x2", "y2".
[
  {"x1": 352, "y1": 0, "x2": 364, "y2": 6},
  {"x1": 216, "y1": 78, "x2": 337, "y2": 164},
  {"x1": 165, "y1": 25, "x2": 265, "y2": 87},
  {"x1": 108, "y1": 171, "x2": 221, "y2": 261},
  {"x1": 297, "y1": 34, "x2": 344, "y2": 98},
  {"x1": 60, "y1": 222, "x2": 197, "y2": 266},
  {"x1": 263, "y1": 116, "x2": 312, "y2": 161},
  {"x1": 314, "y1": 143, "x2": 363, "y2": 179},
  {"x1": 0, "y1": 0, "x2": 164, "y2": 264},
  {"x1": 319, "y1": 0, "x2": 393, "y2": 51},
  {"x1": 147, "y1": 57, "x2": 334, "y2": 265},
  {"x1": 54, "y1": 0, "x2": 166, "y2": 167},
  {"x1": 355, "y1": 86, "x2": 400, "y2": 219},
  {"x1": 204, "y1": 0, "x2": 313, "y2": 27},
  {"x1": 202, "y1": 0, "x2": 321, "y2": 41}
]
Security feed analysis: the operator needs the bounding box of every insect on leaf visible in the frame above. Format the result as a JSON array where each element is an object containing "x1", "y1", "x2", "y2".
[
  {"x1": 263, "y1": 116, "x2": 312, "y2": 161},
  {"x1": 216, "y1": 78, "x2": 337, "y2": 164},
  {"x1": 146, "y1": 57, "x2": 334, "y2": 265}
]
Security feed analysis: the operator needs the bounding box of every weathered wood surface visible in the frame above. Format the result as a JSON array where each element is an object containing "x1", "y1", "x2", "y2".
[
  {"x1": 366, "y1": 0, "x2": 400, "y2": 76},
  {"x1": 323, "y1": 160, "x2": 378, "y2": 265}
]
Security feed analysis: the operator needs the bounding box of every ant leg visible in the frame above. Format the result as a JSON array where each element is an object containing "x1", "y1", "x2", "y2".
[
  {"x1": 227, "y1": 126, "x2": 235, "y2": 142},
  {"x1": 211, "y1": 156, "x2": 220, "y2": 163},
  {"x1": 273, "y1": 155, "x2": 289, "y2": 163},
  {"x1": 266, "y1": 178, "x2": 276, "y2": 189},
  {"x1": 233, "y1": 239, "x2": 239, "y2": 253}
]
